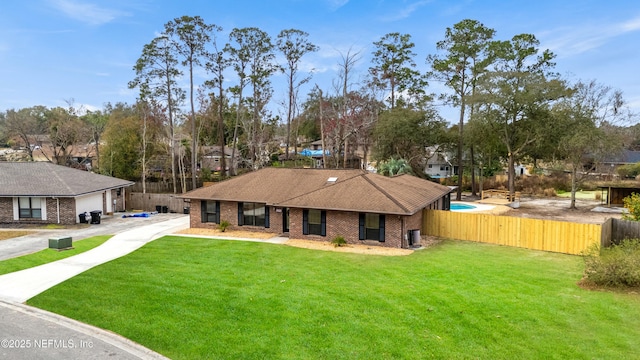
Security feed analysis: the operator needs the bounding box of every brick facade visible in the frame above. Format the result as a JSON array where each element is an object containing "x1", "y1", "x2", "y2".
[
  {"x1": 190, "y1": 199, "x2": 421, "y2": 249},
  {"x1": 0, "y1": 197, "x2": 77, "y2": 225}
]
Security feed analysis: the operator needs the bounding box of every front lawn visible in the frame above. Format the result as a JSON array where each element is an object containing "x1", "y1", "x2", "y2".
[
  {"x1": 0, "y1": 236, "x2": 111, "y2": 275},
  {"x1": 28, "y1": 238, "x2": 640, "y2": 359}
]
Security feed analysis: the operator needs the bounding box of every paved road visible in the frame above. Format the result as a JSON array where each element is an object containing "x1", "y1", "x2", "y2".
[{"x1": 0, "y1": 214, "x2": 188, "y2": 360}]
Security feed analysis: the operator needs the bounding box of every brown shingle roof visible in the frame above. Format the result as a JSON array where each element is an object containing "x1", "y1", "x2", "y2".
[
  {"x1": 182, "y1": 168, "x2": 451, "y2": 215},
  {"x1": 0, "y1": 162, "x2": 134, "y2": 197}
]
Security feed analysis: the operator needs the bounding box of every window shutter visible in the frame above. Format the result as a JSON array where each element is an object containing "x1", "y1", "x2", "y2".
[
  {"x1": 302, "y1": 210, "x2": 309, "y2": 235},
  {"x1": 320, "y1": 211, "x2": 326, "y2": 237},
  {"x1": 359, "y1": 213, "x2": 365, "y2": 240},
  {"x1": 237, "y1": 202, "x2": 243, "y2": 226},
  {"x1": 265, "y1": 206, "x2": 270, "y2": 228},
  {"x1": 215, "y1": 201, "x2": 221, "y2": 224},
  {"x1": 379, "y1": 214, "x2": 385, "y2": 242},
  {"x1": 201, "y1": 201, "x2": 207, "y2": 223}
]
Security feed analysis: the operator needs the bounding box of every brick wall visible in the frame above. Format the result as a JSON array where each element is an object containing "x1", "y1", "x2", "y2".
[
  {"x1": 0, "y1": 198, "x2": 13, "y2": 223},
  {"x1": 0, "y1": 197, "x2": 76, "y2": 225},
  {"x1": 190, "y1": 200, "x2": 286, "y2": 234},
  {"x1": 289, "y1": 209, "x2": 406, "y2": 249},
  {"x1": 189, "y1": 199, "x2": 418, "y2": 249}
]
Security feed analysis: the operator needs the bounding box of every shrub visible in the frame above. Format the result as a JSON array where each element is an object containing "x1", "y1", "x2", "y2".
[
  {"x1": 543, "y1": 188, "x2": 557, "y2": 197},
  {"x1": 219, "y1": 220, "x2": 230, "y2": 232},
  {"x1": 583, "y1": 239, "x2": 640, "y2": 288},
  {"x1": 331, "y1": 236, "x2": 347, "y2": 247},
  {"x1": 622, "y1": 193, "x2": 640, "y2": 221}
]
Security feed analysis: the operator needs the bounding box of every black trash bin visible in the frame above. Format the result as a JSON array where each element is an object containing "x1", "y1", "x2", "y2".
[
  {"x1": 78, "y1": 212, "x2": 88, "y2": 224},
  {"x1": 90, "y1": 210, "x2": 102, "y2": 224},
  {"x1": 162, "y1": 206, "x2": 168, "y2": 213},
  {"x1": 155, "y1": 205, "x2": 162, "y2": 213},
  {"x1": 183, "y1": 207, "x2": 190, "y2": 214}
]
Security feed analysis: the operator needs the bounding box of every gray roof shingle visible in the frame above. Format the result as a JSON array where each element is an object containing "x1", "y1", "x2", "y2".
[{"x1": 0, "y1": 162, "x2": 134, "y2": 197}]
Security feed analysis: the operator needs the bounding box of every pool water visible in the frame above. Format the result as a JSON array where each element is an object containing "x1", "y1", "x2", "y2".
[{"x1": 450, "y1": 203, "x2": 477, "y2": 211}]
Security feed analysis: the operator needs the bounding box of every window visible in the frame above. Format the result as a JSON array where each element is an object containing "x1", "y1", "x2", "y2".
[
  {"x1": 359, "y1": 213, "x2": 385, "y2": 242},
  {"x1": 238, "y1": 202, "x2": 269, "y2": 228},
  {"x1": 428, "y1": 164, "x2": 433, "y2": 169},
  {"x1": 19, "y1": 197, "x2": 42, "y2": 219},
  {"x1": 303, "y1": 209, "x2": 326, "y2": 236},
  {"x1": 201, "y1": 201, "x2": 220, "y2": 223},
  {"x1": 440, "y1": 166, "x2": 445, "y2": 171}
]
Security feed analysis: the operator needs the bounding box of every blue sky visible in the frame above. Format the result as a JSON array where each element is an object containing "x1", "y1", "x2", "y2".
[{"x1": 1, "y1": 0, "x2": 639, "y2": 122}]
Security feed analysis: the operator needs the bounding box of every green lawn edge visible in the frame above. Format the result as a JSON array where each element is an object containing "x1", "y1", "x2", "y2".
[
  {"x1": 28, "y1": 237, "x2": 640, "y2": 360},
  {"x1": 0, "y1": 235, "x2": 112, "y2": 275}
]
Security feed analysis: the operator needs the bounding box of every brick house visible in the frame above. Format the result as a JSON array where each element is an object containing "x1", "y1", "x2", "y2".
[
  {"x1": 0, "y1": 162, "x2": 133, "y2": 225},
  {"x1": 181, "y1": 168, "x2": 452, "y2": 249}
]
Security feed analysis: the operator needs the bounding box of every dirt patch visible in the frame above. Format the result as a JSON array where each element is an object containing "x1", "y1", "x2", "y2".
[
  {"x1": 506, "y1": 197, "x2": 624, "y2": 224},
  {"x1": 175, "y1": 228, "x2": 273, "y2": 239},
  {"x1": 285, "y1": 239, "x2": 415, "y2": 256},
  {"x1": 0, "y1": 230, "x2": 34, "y2": 241}
]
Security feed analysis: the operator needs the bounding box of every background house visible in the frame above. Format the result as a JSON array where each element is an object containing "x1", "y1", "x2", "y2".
[
  {"x1": 181, "y1": 168, "x2": 452, "y2": 248},
  {"x1": 0, "y1": 162, "x2": 133, "y2": 225}
]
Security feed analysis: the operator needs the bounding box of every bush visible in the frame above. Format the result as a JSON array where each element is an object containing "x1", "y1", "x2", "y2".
[
  {"x1": 331, "y1": 236, "x2": 347, "y2": 247},
  {"x1": 583, "y1": 239, "x2": 640, "y2": 288},
  {"x1": 622, "y1": 193, "x2": 640, "y2": 221},
  {"x1": 219, "y1": 220, "x2": 230, "y2": 232}
]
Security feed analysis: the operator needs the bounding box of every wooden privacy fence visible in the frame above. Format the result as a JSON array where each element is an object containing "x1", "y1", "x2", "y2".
[
  {"x1": 126, "y1": 193, "x2": 190, "y2": 214},
  {"x1": 601, "y1": 218, "x2": 640, "y2": 247},
  {"x1": 423, "y1": 210, "x2": 602, "y2": 255}
]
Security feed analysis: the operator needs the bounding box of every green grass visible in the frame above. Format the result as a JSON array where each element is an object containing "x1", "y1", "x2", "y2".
[
  {"x1": 0, "y1": 236, "x2": 112, "y2": 275},
  {"x1": 28, "y1": 238, "x2": 640, "y2": 359},
  {"x1": 556, "y1": 190, "x2": 599, "y2": 200}
]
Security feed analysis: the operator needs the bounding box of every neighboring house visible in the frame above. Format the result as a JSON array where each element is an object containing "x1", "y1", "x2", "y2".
[
  {"x1": 424, "y1": 147, "x2": 455, "y2": 179},
  {"x1": 201, "y1": 146, "x2": 239, "y2": 172},
  {"x1": 181, "y1": 168, "x2": 452, "y2": 249},
  {"x1": 0, "y1": 162, "x2": 134, "y2": 225},
  {"x1": 597, "y1": 149, "x2": 640, "y2": 174}
]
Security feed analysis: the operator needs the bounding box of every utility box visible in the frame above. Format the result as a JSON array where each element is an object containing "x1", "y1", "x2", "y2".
[{"x1": 49, "y1": 236, "x2": 72, "y2": 250}]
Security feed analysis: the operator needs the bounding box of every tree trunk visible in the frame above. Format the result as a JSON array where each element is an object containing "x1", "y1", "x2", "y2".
[
  {"x1": 218, "y1": 87, "x2": 226, "y2": 178},
  {"x1": 508, "y1": 151, "x2": 516, "y2": 200},
  {"x1": 470, "y1": 145, "x2": 476, "y2": 196},
  {"x1": 570, "y1": 166, "x2": 578, "y2": 209},
  {"x1": 318, "y1": 88, "x2": 327, "y2": 169}
]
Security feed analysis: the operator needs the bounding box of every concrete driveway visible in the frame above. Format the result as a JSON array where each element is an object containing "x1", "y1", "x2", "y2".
[{"x1": 0, "y1": 214, "x2": 188, "y2": 359}]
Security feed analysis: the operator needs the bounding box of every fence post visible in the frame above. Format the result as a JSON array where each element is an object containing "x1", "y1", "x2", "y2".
[{"x1": 600, "y1": 218, "x2": 612, "y2": 248}]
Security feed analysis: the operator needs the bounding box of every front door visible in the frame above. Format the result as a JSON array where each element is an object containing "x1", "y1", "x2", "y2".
[{"x1": 282, "y1": 207, "x2": 289, "y2": 233}]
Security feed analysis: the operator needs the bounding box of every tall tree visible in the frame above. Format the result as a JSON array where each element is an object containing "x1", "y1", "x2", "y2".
[
  {"x1": 46, "y1": 104, "x2": 91, "y2": 167},
  {"x1": 2, "y1": 106, "x2": 48, "y2": 160},
  {"x1": 81, "y1": 109, "x2": 108, "y2": 171},
  {"x1": 203, "y1": 24, "x2": 228, "y2": 177},
  {"x1": 554, "y1": 80, "x2": 629, "y2": 209},
  {"x1": 373, "y1": 107, "x2": 448, "y2": 174},
  {"x1": 225, "y1": 29, "x2": 251, "y2": 175},
  {"x1": 164, "y1": 15, "x2": 214, "y2": 190},
  {"x1": 129, "y1": 35, "x2": 185, "y2": 193},
  {"x1": 370, "y1": 32, "x2": 424, "y2": 109},
  {"x1": 428, "y1": 19, "x2": 496, "y2": 200},
  {"x1": 475, "y1": 34, "x2": 568, "y2": 198},
  {"x1": 277, "y1": 29, "x2": 318, "y2": 160},
  {"x1": 227, "y1": 27, "x2": 279, "y2": 168},
  {"x1": 335, "y1": 48, "x2": 361, "y2": 168}
]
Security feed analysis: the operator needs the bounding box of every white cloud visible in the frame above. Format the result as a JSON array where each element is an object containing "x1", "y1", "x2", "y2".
[
  {"x1": 540, "y1": 15, "x2": 640, "y2": 58},
  {"x1": 327, "y1": 0, "x2": 349, "y2": 11},
  {"x1": 381, "y1": 0, "x2": 432, "y2": 22},
  {"x1": 48, "y1": 0, "x2": 130, "y2": 25}
]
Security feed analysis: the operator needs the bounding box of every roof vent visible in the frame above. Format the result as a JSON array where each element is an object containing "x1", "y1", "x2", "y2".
[{"x1": 327, "y1": 177, "x2": 338, "y2": 184}]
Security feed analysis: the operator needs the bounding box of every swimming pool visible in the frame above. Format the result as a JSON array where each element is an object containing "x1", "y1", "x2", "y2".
[{"x1": 450, "y1": 203, "x2": 478, "y2": 211}]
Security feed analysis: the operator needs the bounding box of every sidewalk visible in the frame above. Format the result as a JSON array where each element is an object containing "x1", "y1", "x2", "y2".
[
  {"x1": 0, "y1": 216, "x2": 189, "y2": 360},
  {"x1": 0, "y1": 216, "x2": 188, "y2": 303}
]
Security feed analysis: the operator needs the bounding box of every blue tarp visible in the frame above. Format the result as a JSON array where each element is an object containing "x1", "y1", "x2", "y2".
[{"x1": 300, "y1": 149, "x2": 330, "y2": 157}]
